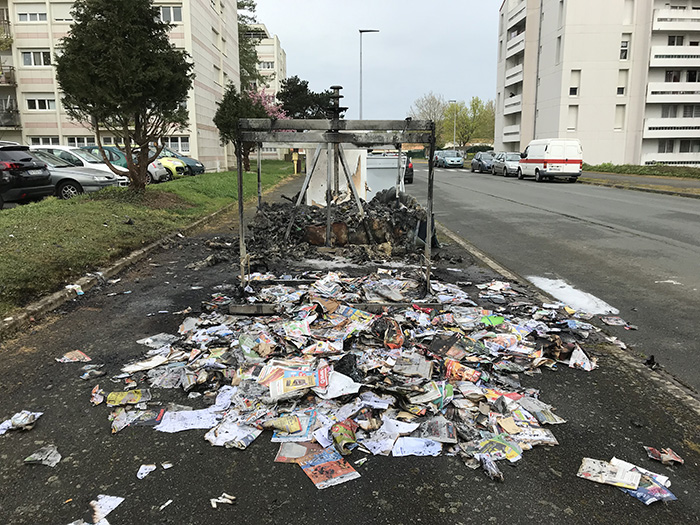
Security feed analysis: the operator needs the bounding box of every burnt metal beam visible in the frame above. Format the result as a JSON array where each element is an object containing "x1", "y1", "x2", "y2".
[
  {"x1": 239, "y1": 131, "x2": 433, "y2": 146},
  {"x1": 239, "y1": 118, "x2": 433, "y2": 132}
]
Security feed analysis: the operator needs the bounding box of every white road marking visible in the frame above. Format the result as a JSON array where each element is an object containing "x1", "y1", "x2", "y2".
[
  {"x1": 527, "y1": 276, "x2": 619, "y2": 315},
  {"x1": 655, "y1": 279, "x2": 683, "y2": 285}
]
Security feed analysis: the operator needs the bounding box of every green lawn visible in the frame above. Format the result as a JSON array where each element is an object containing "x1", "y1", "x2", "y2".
[
  {"x1": 0, "y1": 160, "x2": 293, "y2": 318},
  {"x1": 583, "y1": 162, "x2": 700, "y2": 179}
]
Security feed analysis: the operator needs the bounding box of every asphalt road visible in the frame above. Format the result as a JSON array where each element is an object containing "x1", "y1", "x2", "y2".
[
  {"x1": 409, "y1": 164, "x2": 700, "y2": 393},
  {"x1": 1, "y1": 177, "x2": 699, "y2": 524}
]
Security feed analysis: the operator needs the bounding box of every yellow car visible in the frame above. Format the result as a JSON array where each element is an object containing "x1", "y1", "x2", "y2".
[{"x1": 150, "y1": 148, "x2": 187, "y2": 179}]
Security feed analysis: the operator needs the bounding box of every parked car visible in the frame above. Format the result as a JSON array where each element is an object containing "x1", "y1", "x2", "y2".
[
  {"x1": 0, "y1": 144, "x2": 54, "y2": 209},
  {"x1": 471, "y1": 151, "x2": 495, "y2": 173},
  {"x1": 160, "y1": 146, "x2": 205, "y2": 175},
  {"x1": 31, "y1": 146, "x2": 130, "y2": 186},
  {"x1": 518, "y1": 138, "x2": 583, "y2": 182},
  {"x1": 433, "y1": 150, "x2": 447, "y2": 167},
  {"x1": 31, "y1": 150, "x2": 121, "y2": 199},
  {"x1": 81, "y1": 145, "x2": 169, "y2": 183},
  {"x1": 440, "y1": 150, "x2": 464, "y2": 168},
  {"x1": 149, "y1": 148, "x2": 187, "y2": 179},
  {"x1": 491, "y1": 151, "x2": 522, "y2": 177}
]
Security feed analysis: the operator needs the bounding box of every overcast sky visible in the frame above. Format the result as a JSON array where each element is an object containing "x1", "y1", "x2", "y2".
[{"x1": 254, "y1": 0, "x2": 499, "y2": 120}]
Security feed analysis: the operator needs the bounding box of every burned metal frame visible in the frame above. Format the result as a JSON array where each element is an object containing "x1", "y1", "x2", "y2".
[{"x1": 235, "y1": 112, "x2": 436, "y2": 292}]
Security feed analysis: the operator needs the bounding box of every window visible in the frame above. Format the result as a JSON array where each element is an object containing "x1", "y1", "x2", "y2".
[
  {"x1": 160, "y1": 6, "x2": 182, "y2": 22},
  {"x1": 163, "y1": 136, "x2": 190, "y2": 153},
  {"x1": 688, "y1": 70, "x2": 700, "y2": 82},
  {"x1": 66, "y1": 136, "x2": 95, "y2": 147},
  {"x1": 17, "y1": 3, "x2": 47, "y2": 22},
  {"x1": 558, "y1": 0, "x2": 564, "y2": 27},
  {"x1": 27, "y1": 96, "x2": 56, "y2": 110},
  {"x1": 567, "y1": 105, "x2": 578, "y2": 131},
  {"x1": 21, "y1": 50, "x2": 52, "y2": 66},
  {"x1": 691, "y1": 41, "x2": 700, "y2": 46},
  {"x1": 259, "y1": 61, "x2": 274, "y2": 69},
  {"x1": 569, "y1": 69, "x2": 580, "y2": 96},
  {"x1": 668, "y1": 35, "x2": 684, "y2": 46},
  {"x1": 662, "y1": 104, "x2": 678, "y2": 118},
  {"x1": 620, "y1": 34, "x2": 630, "y2": 60},
  {"x1": 30, "y1": 136, "x2": 59, "y2": 146},
  {"x1": 665, "y1": 69, "x2": 682, "y2": 82},
  {"x1": 670, "y1": 5, "x2": 687, "y2": 9},
  {"x1": 617, "y1": 69, "x2": 628, "y2": 95},
  {"x1": 102, "y1": 136, "x2": 113, "y2": 145},
  {"x1": 52, "y1": 3, "x2": 73, "y2": 22},
  {"x1": 658, "y1": 139, "x2": 675, "y2": 153},
  {"x1": 683, "y1": 104, "x2": 700, "y2": 117},
  {"x1": 680, "y1": 139, "x2": 700, "y2": 152},
  {"x1": 614, "y1": 104, "x2": 626, "y2": 130},
  {"x1": 556, "y1": 36, "x2": 562, "y2": 64},
  {"x1": 623, "y1": 0, "x2": 634, "y2": 24}
]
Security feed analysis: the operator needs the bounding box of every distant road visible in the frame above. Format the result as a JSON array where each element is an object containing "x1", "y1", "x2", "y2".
[{"x1": 409, "y1": 164, "x2": 700, "y2": 392}]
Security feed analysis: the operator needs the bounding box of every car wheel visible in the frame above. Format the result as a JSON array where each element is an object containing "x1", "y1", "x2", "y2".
[
  {"x1": 167, "y1": 169, "x2": 176, "y2": 180},
  {"x1": 568, "y1": 177, "x2": 577, "y2": 183},
  {"x1": 57, "y1": 181, "x2": 83, "y2": 199},
  {"x1": 535, "y1": 170, "x2": 544, "y2": 182},
  {"x1": 471, "y1": 164, "x2": 475, "y2": 173},
  {"x1": 145, "y1": 172, "x2": 153, "y2": 185},
  {"x1": 517, "y1": 168, "x2": 524, "y2": 180},
  {"x1": 503, "y1": 168, "x2": 508, "y2": 177},
  {"x1": 0, "y1": 194, "x2": 4, "y2": 209}
]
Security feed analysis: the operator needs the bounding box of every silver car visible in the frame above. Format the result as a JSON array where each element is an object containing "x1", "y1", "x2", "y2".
[
  {"x1": 491, "y1": 151, "x2": 522, "y2": 177},
  {"x1": 30, "y1": 150, "x2": 121, "y2": 199}
]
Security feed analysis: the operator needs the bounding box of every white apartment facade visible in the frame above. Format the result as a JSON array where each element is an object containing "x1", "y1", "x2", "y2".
[
  {"x1": 496, "y1": 0, "x2": 700, "y2": 166},
  {"x1": 246, "y1": 23, "x2": 286, "y2": 159},
  {"x1": 0, "y1": 0, "x2": 240, "y2": 170}
]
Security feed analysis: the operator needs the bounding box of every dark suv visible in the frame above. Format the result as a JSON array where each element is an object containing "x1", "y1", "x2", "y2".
[{"x1": 0, "y1": 144, "x2": 53, "y2": 209}]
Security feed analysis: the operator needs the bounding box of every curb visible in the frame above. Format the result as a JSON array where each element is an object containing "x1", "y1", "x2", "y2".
[
  {"x1": 437, "y1": 221, "x2": 700, "y2": 417},
  {"x1": 578, "y1": 179, "x2": 700, "y2": 199}
]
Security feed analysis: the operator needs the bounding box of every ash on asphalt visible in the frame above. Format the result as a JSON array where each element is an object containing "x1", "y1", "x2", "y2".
[{"x1": 0, "y1": 183, "x2": 698, "y2": 525}]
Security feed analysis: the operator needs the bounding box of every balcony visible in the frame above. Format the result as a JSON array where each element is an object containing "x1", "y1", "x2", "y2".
[
  {"x1": 0, "y1": 110, "x2": 20, "y2": 128},
  {"x1": 646, "y1": 82, "x2": 700, "y2": 103},
  {"x1": 653, "y1": 8, "x2": 700, "y2": 32},
  {"x1": 502, "y1": 124, "x2": 521, "y2": 143},
  {"x1": 504, "y1": 64, "x2": 524, "y2": 87},
  {"x1": 0, "y1": 20, "x2": 9, "y2": 38},
  {"x1": 643, "y1": 117, "x2": 700, "y2": 139},
  {"x1": 504, "y1": 94, "x2": 522, "y2": 115},
  {"x1": 506, "y1": 1, "x2": 527, "y2": 29},
  {"x1": 0, "y1": 66, "x2": 16, "y2": 86},
  {"x1": 506, "y1": 32, "x2": 525, "y2": 60},
  {"x1": 649, "y1": 46, "x2": 700, "y2": 68},
  {"x1": 642, "y1": 151, "x2": 700, "y2": 166}
]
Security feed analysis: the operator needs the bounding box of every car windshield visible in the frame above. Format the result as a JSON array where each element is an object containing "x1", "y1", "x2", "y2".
[
  {"x1": 481, "y1": 153, "x2": 494, "y2": 160},
  {"x1": 0, "y1": 148, "x2": 37, "y2": 163},
  {"x1": 506, "y1": 153, "x2": 521, "y2": 161},
  {"x1": 70, "y1": 148, "x2": 103, "y2": 163},
  {"x1": 446, "y1": 152, "x2": 462, "y2": 158},
  {"x1": 31, "y1": 150, "x2": 73, "y2": 168},
  {"x1": 161, "y1": 147, "x2": 180, "y2": 157}
]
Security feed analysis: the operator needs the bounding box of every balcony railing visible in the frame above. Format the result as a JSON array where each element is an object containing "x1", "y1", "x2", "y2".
[
  {"x1": 504, "y1": 94, "x2": 522, "y2": 115},
  {"x1": 0, "y1": 66, "x2": 16, "y2": 86},
  {"x1": 644, "y1": 117, "x2": 700, "y2": 139},
  {"x1": 506, "y1": 1, "x2": 527, "y2": 29},
  {"x1": 649, "y1": 45, "x2": 700, "y2": 68},
  {"x1": 0, "y1": 20, "x2": 9, "y2": 38},
  {"x1": 647, "y1": 82, "x2": 700, "y2": 103},
  {"x1": 504, "y1": 64, "x2": 523, "y2": 87},
  {"x1": 642, "y1": 151, "x2": 700, "y2": 166},
  {"x1": 0, "y1": 109, "x2": 20, "y2": 127},
  {"x1": 502, "y1": 124, "x2": 521, "y2": 142},
  {"x1": 653, "y1": 8, "x2": 700, "y2": 32}
]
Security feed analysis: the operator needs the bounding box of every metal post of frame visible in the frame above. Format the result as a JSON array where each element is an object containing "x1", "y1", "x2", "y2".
[
  {"x1": 325, "y1": 142, "x2": 333, "y2": 246},
  {"x1": 425, "y1": 125, "x2": 436, "y2": 294},
  {"x1": 284, "y1": 144, "x2": 323, "y2": 241},
  {"x1": 256, "y1": 143, "x2": 262, "y2": 209},
  {"x1": 236, "y1": 142, "x2": 248, "y2": 288}
]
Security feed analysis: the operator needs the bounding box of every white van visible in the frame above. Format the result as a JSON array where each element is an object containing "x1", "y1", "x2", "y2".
[{"x1": 518, "y1": 139, "x2": 583, "y2": 182}]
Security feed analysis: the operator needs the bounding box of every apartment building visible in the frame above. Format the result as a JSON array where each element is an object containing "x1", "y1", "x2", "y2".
[
  {"x1": 244, "y1": 23, "x2": 286, "y2": 159},
  {"x1": 495, "y1": 0, "x2": 700, "y2": 166},
  {"x1": 0, "y1": 0, "x2": 239, "y2": 170}
]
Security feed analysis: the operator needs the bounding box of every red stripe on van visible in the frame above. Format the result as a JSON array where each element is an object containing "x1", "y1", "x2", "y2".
[{"x1": 520, "y1": 158, "x2": 581, "y2": 164}]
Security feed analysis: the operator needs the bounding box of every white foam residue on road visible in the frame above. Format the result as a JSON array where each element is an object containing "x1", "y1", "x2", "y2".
[
  {"x1": 655, "y1": 279, "x2": 682, "y2": 285},
  {"x1": 527, "y1": 276, "x2": 619, "y2": 315}
]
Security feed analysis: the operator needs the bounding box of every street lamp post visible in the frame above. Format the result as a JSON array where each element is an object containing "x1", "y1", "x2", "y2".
[
  {"x1": 449, "y1": 99, "x2": 457, "y2": 151},
  {"x1": 359, "y1": 29, "x2": 379, "y2": 120}
]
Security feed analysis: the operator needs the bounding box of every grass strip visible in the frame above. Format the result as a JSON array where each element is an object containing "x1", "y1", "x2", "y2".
[
  {"x1": 584, "y1": 162, "x2": 700, "y2": 179},
  {"x1": 0, "y1": 160, "x2": 293, "y2": 318}
]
